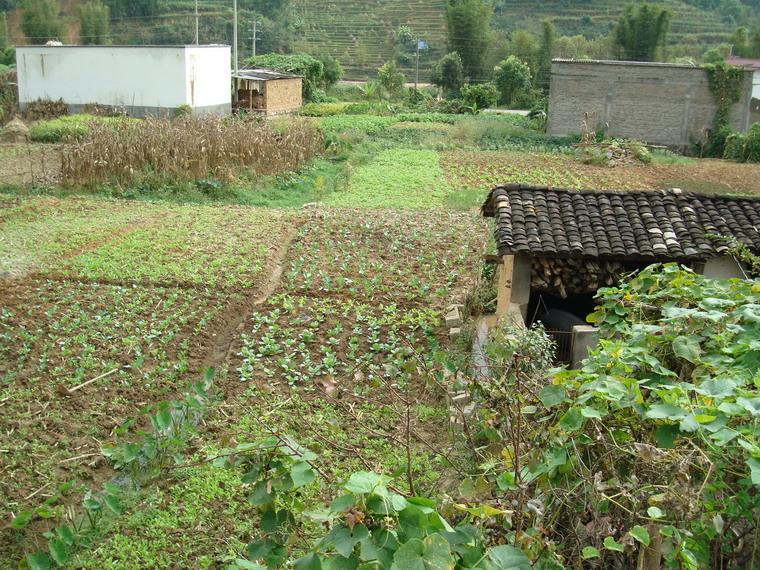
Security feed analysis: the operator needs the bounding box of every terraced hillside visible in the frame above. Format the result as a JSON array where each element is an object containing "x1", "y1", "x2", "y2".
[
  {"x1": 2, "y1": 0, "x2": 755, "y2": 78},
  {"x1": 493, "y1": 0, "x2": 741, "y2": 44},
  {"x1": 292, "y1": 0, "x2": 744, "y2": 76},
  {"x1": 291, "y1": 0, "x2": 448, "y2": 78}
]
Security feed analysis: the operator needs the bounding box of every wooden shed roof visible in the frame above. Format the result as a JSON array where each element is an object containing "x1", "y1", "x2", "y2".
[{"x1": 481, "y1": 185, "x2": 760, "y2": 261}]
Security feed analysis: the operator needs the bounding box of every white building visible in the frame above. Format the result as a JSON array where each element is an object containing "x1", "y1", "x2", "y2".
[
  {"x1": 15, "y1": 45, "x2": 231, "y2": 117},
  {"x1": 726, "y1": 56, "x2": 760, "y2": 99}
]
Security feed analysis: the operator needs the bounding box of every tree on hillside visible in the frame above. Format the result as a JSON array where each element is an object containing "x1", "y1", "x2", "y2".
[
  {"x1": 446, "y1": 0, "x2": 492, "y2": 80},
  {"x1": 318, "y1": 54, "x2": 343, "y2": 87},
  {"x1": 103, "y1": 0, "x2": 157, "y2": 19},
  {"x1": 493, "y1": 55, "x2": 532, "y2": 106},
  {"x1": 21, "y1": 0, "x2": 64, "y2": 44},
  {"x1": 79, "y1": 0, "x2": 109, "y2": 45},
  {"x1": 431, "y1": 51, "x2": 465, "y2": 94},
  {"x1": 730, "y1": 26, "x2": 750, "y2": 56},
  {"x1": 731, "y1": 25, "x2": 760, "y2": 58},
  {"x1": 536, "y1": 20, "x2": 555, "y2": 91},
  {"x1": 392, "y1": 25, "x2": 417, "y2": 65},
  {"x1": 377, "y1": 60, "x2": 405, "y2": 95},
  {"x1": 507, "y1": 29, "x2": 539, "y2": 72},
  {"x1": 0, "y1": 13, "x2": 7, "y2": 50},
  {"x1": 613, "y1": 4, "x2": 671, "y2": 61}
]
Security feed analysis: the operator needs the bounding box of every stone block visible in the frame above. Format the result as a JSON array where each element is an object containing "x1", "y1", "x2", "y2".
[{"x1": 445, "y1": 307, "x2": 462, "y2": 328}]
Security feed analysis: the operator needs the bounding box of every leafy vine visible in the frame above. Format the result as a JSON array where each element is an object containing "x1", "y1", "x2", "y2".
[{"x1": 701, "y1": 63, "x2": 746, "y2": 157}]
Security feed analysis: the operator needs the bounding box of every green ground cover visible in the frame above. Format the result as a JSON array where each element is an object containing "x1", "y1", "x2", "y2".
[
  {"x1": 0, "y1": 280, "x2": 226, "y2": 559},
  {"x1": 3, "y1": 105, "x2": 760, "y2": 567},
  {"x1": 325, "y1": 148, "x2": 447, "y2": 208},
  {"x1": 281, "y1": 209, "x2": 485, "y2": 305},
  {"x1": 0, "y1": 197, "x2": 295, "y2": 289}
]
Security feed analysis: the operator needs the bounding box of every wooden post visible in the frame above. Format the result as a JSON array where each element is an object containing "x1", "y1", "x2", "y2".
[{"x1": 496, "y1": 255, "x2": 515, "y2": 319}]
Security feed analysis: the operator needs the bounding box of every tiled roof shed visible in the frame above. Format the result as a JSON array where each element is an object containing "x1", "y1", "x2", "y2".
[{"x1": 481, "y1": 185, "x2": 760, "y2": 261}]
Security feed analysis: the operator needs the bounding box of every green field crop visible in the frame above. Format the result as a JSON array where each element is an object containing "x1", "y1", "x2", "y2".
[
  {"x1": 0, "y1": 197, "x2": 296, "y2": 289},
  {"x1": 0, "y1": 280, "x2": 224, "y2": 550},
  {"x1": 281, "y1": 209, "x2": 486, "y2": 306},
  {"x1": 325, "y1": 148, "x2": 447, "y2": 208}
]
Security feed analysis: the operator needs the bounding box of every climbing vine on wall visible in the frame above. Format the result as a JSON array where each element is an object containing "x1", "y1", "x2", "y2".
[{"x1": 701, "y1": 62, "x2": 745, "y2": 157}]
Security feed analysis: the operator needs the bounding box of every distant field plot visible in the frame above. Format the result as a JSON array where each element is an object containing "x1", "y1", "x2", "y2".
[
  {"x1": 292, "y1": 0, "x2": 448, "y2": 78},
  {"x1": 325, "y1": 148, "x2": 448, "y2": 208},
  {"x1": 442, "y1": 150, "x2": 760, "y2": 195},
  {"x1": 494, "y1": 0, "x2": 735, "y2": 43},
  {"x1": 58, "y1": 205, "x2": 296, "y2": 290},
  {"x1": 0, "y1": 197, "x2": 155, "y2": 279},
  {"x1": 0, "y1": 197, "x2": 297, "y2": 290},
  {"x1": 280, "y1": 209, "x2": 486, "y2": 306}
]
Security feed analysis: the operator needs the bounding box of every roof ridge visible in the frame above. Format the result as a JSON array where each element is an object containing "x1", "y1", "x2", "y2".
[
  {"x1": 489, "y1": 184, "x2": 760, "y2": 202},
  {"x1": 482, "y1": 184, "x2": 760, "y2": 261}
]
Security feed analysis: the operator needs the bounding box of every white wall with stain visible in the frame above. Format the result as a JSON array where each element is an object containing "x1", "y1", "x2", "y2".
[{"x1": 16, "y1": 45, "x2": 231, "y2": 114}]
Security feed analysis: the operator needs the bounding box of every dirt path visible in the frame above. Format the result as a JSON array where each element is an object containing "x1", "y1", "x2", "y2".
[{"x1": 200, "y1": 225, "x2": 301, "y2": 376}]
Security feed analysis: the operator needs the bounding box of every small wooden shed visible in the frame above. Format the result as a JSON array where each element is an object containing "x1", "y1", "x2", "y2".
[
  {"x1": 481, "y1": 185, "x2": 760, "y2": 328},
  {"x1": 232, "y1": 68, "x2": 303, "y2": 115}
]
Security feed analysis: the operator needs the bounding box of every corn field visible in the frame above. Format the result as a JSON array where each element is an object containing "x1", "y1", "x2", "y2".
[{"x1": 60, "y1": 115, "x2": 324, "y2": 186}]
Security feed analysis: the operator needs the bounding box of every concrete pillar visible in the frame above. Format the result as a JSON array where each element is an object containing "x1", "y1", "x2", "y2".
[
  {"x1": 495, "y1": 255, "x2": 514, "y2": 320},
  {"x1": 701, "y1": 256, "x2": 746, "y2": 279},
  {"x1": 571, "y1": 325, "x2": 599, "y2": 369},
  {"x1": 496, "y1": 254, "x2": 533, "y2": 324}
]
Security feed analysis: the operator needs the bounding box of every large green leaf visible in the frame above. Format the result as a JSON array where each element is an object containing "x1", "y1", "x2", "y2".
[
  {"x1": 558, "y1": 407, "x2": 583, "y2": 432},
  {"x1": 737, "y1": 397, "x2": 760, "y2": 417},
  {"x1": 645, "y1": 404, "x2": 687, "y2": 420},
  {"x1": 294, "y1": 553, "x2": 322, "y2": 570},
  {"x1": 538, "y1": 385, "x2": 566, "y2": 408},
  {"x1": 291, "y1": 461, "x2": 316, "y2": 488},
  {"x1": 581, "y1": 546, "x2": 600, "y2": 560},
  {"x1": 155, "y1": 409, "x2": 173, "y2": 431},
  {"x1": 48, "y1": 538, "x2": 69, "y2": 565},
  {"x1": 389, "y1": 535, "x2": 454, "y2": 570},
  {"x1": 487, "y1": 544, "x2": 531, "y2": 569},
  {"x1": 603, "y1": 536, "x2": 624, "y2": 552},
  {"x1": 329, "y1": 524, "x2": 370, "y2": 558},
  {"x1": 345, "y1": 472, "x2": 387, "y2": 495},
  {"x1": 672, "y1": 336, "x2": 701, "y2": 364},
  {"x1": 25, "y1": 552, "x2": 51, "y2": 570},
  {"x1": 747, "y1": 457, "x2": 760, "y2": 487},
  {"x1": 629, "y1": 525, "x2": 650, "y2": 546}
]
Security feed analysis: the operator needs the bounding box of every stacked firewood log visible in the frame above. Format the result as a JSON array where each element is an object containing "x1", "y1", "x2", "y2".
[{"x1": 532, "y1": 257, "x2": 626, "y2": 298}]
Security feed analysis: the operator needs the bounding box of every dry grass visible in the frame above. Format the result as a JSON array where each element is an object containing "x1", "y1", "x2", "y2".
[
  {"x1": 442, "y1": 150, "x2": 760, "y2": 195},
  {"x1": 60, "y1": 115, "x2": 324, "y2": 186}
]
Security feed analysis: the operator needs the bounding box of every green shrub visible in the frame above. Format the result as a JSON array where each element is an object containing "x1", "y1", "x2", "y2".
[
  {"x1": 29, "y1": 114, "x2": 133, "y2": 143},
  {"x1": 172, "y1": 104, "x2": 192, "y2": 119},
  {"x1": 742, "y1": 123, "x2": 760, "y2": 162},
  {"x1": 460, "y1": 82, "x2": 498, "y2": 111},
  {"x1": 722, "y1": 131, "x2": 746, "y2": 161},
  {"x1": 319, "y1": 115, "x2": 398, "y2": 136},
  {"x1": 298, "y1": 102, "x2": 352, "y2": 117}
]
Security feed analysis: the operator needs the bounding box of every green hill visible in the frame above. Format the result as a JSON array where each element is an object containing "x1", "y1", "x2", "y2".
[{"x1": 3, "y1": 0, "x2": 756, "y2": 79}]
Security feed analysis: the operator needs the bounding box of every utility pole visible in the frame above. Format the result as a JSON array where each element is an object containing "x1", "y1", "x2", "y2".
[
  {"x1": 415, "y1": 39, "x2": 425, "y2": 93},
  {"x1": 194, "y1": 0, "x2": 199, "y2": 45},
  {"x1": 233, "y1": 0, "x2": 238, "y2": 73},
  {"x1": 251, "y1": 20, "x2": 257, "y2": 58}
]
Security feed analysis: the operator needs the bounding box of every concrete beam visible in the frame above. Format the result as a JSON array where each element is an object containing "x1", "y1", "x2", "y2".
[{"x1": 571, "y1": 325, "x2": 599, "y2": 369}]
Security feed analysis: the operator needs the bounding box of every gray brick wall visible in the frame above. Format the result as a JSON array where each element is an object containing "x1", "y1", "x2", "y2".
[{"x1": 547, "y1": 60, "x2": 753, "y2": 148}]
